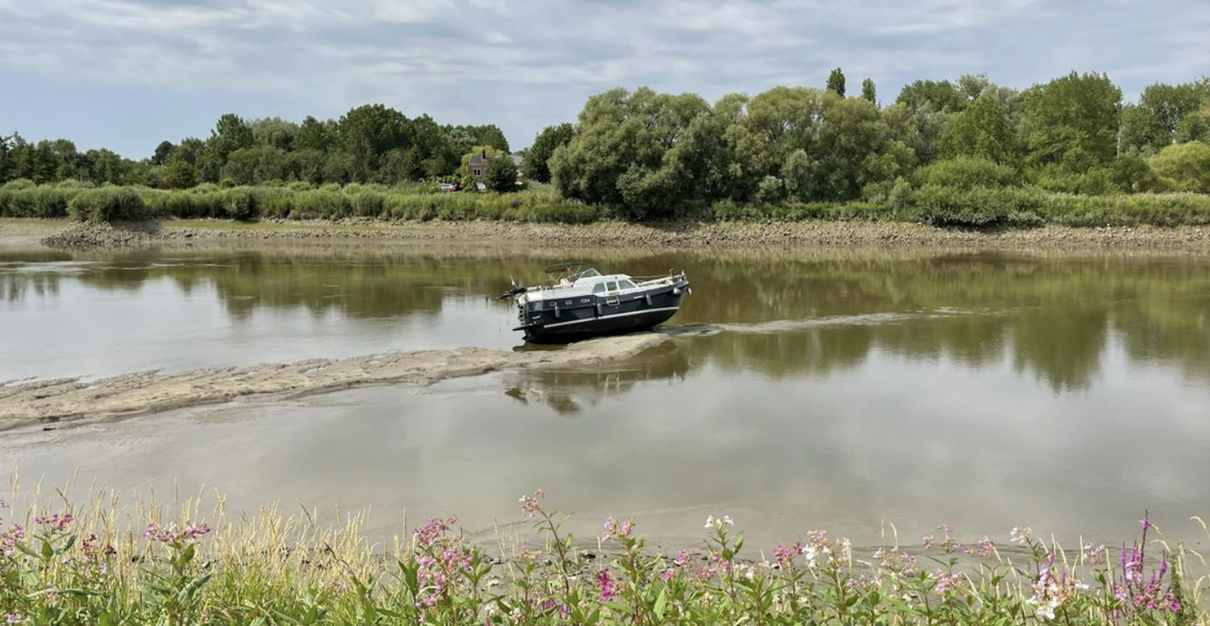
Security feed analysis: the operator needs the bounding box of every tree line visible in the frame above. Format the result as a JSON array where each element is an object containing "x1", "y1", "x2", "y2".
[
  {"x1": 0, "y1": 107, "x2": 511, "y2": 189},
  {"x1": 2, "y1": 69, "x2": 1209, "y2": 220}
]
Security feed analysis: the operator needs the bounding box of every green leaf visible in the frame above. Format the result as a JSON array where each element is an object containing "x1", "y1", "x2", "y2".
[
  {"x1": 40, "y1": 539, "x2": 53, "y2": 559},
  {"x1": 654, "y1": 587, "x2": 668, "y2": 620}
]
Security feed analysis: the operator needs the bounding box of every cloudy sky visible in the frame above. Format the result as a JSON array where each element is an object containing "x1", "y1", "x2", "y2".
[{"x1": 1, "y1": 0, "x2": 1208, "y2": 158}]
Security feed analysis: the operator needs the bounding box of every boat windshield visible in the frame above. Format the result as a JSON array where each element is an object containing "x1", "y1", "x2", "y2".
[{"x1": 575, "y1": 268, "x2": 602, "y2": 279}]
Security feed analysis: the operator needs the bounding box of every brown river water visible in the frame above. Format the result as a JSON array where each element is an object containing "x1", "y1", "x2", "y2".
[{"x1": 2, "y1": 241, "x2": 1209, "y2": 550}]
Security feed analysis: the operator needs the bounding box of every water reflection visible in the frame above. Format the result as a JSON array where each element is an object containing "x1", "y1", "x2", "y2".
[
  {"x1": 504, "y1": 344, "x2": 691, "y2": 415},
  {"x1": 1, "y1": 244, "x2": 1208, "y2": 393}
]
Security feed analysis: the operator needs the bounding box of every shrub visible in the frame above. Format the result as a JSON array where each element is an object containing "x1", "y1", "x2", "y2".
[
  {"x1": 222, "y1": 188, "x2": 257, "y2": 221},
  {"x1": 67, "y1": 187, "x2": 152, "y2": 222},
  {"x1": 912, "y1": 184, "x2": 1044, "y2": 228},
  {"x1": 352, "y1": 190, "x2": 385, "y2": 217},
  {"x1": 914, "y1": 156, "x2": 1020, "y2": 190}
]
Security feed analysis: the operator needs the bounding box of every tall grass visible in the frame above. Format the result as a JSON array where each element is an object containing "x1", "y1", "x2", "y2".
[{"x1": 2, "y1": 486, "x2": 1206, "y2": 625}]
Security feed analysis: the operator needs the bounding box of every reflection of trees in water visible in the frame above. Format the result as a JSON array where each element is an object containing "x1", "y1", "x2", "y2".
[
  {"x1": 3, "y1": 245, "x2": 1209, "y2": 391},
  {"x1": 678, "y1": 252, "x2": 1210, "y2": 392},
  {"x1": 504, "y1": 345, "x2": 690, "y2": 415}
]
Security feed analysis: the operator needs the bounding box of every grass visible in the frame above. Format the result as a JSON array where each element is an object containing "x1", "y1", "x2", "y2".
[{"x1": 2, "y1": 485, "x2": 1207, "y2": 625}]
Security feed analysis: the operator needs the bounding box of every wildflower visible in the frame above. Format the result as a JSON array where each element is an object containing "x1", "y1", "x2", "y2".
[
  {"x1": 0, "y1": 498, "x2": 8, "y2": 509},
  {"x1": 519, "y1": 489, "x2": 545, "y2": 518},
  {"x1": 661, "y1": 569, "x2": 674, "y2": 582},
  {"x1": 34, "y1": 512, "x2": 74, "y2": 532},
  {"x1": 803, "y1": 545, "x2": 818, "y2": 569},
  {"x1": 143, "y1": 521, "x2": 212, "y2": 545},
  {"x1": 1010, "y1": 526, "x2": 1032, "y2": 545},
  {"x1": 600, "y1": 516, "x2": 635, "y2": 542},
  {"x1": 6, "y1": 614, "x2": 23, "y2": 625},
  {"x1": 598, "y1": 569, "x2": 617, "y2": 602},
  {"x1": 771, "y1": 542, "x2": 801, "y2": 565},
  {"x1": 705, "y1": 515, "x2": 734, "y2": 530},
  {"x1": 674, "y1": 549, "x2": 692, "y2": 569},
  {"x1": 933, "y1": 570, "x2": 962, "y2": 595},
  {"x1": 839, "y1": 537, "x2": 852, "y2": 561},
  {"x1": 963, "y1": 537, "x2": 995, "y2": 559},
  {"x1": 1081, "y1": 542, "x2": 1106, "y2": 564},
  {"x1": 921, "y1": 534, "x2": 934, "y2": 552},
  {"x1": 413, "y1": 517, "x2": 456, "y2": 548}
]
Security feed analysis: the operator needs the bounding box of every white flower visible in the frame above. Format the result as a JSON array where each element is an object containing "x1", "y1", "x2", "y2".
[
  {"x1": 723, "y1": 515, "x2": 734, "y2": 526},
  {"x1": 705, "y1": 515, "x2": 715, "y2": 529},
  {"x1": 804, "y1": 546, "x2": 818, "y2": 569}
]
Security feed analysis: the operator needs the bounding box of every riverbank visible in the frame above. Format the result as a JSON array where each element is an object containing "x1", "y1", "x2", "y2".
[{"x1": 5, "y1": 217, "x2": 1210, "y2": 251}]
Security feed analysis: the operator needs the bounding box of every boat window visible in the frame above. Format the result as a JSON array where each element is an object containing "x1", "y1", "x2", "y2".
[
  {"x1": 606, "y1": 281, "x2": 619, "y2": 292},
  {"x1": 591, "y1": 282, "x2": 607, "y2": 294},
  {"x1": 578, "y1": 268, "x2": 601, "y2": 278},
  {"x1": 619, "y1": 279, "x2": 637, "y2": 290}
]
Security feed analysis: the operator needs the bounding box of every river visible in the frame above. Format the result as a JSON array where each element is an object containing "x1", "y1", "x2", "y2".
[{"x1": 2, "y1": 241, "x2": 1209, "y2": 550}]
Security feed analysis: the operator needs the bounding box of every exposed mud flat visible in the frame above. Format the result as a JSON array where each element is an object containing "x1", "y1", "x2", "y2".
[
  {"x1": 10, "y1": 217, "x2": 1210, "y2": 251},
  {"x1": 0, "y1": 334, "x2": 670, "y2": 430}
]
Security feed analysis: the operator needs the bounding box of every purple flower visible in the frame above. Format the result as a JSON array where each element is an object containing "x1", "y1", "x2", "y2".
[
  {"x1": 598, "y1": 569, "x2": 617, "y2": 602},
  {"x1": 0, "y1": 498, "x2": 9, "y2": 509},
  {"x1": 772, "y1": 543, "x2": 802, "y2": 565},
  {"x1": 6, "y1": 613, "x2": 23, "y2": 624}
]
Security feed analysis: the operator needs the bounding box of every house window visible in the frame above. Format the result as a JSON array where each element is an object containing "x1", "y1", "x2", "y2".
[{"x1": 473, "y1": 168, "x2": 482, "y2": 176}]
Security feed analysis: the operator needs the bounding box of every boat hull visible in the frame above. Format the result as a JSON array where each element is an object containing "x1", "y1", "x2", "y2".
[{"x1": 514, "y1": 279, "x2": 689, "y2": 343}]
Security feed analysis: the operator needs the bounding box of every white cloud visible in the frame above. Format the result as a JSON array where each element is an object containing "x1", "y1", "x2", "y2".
[{"x1": 1, "y1": 0, "x2": 1208, "y2": 155}]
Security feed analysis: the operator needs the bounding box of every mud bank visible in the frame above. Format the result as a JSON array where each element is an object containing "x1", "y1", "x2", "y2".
[
  {"x1": 13, "y1": 217, "x2": 1210, "y2": 251},
  {"x1": 0, "y1": 334, "x2": 669, "y2": 430}
]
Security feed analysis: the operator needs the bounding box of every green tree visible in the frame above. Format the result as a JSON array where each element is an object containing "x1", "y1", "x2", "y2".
[
  {"x1": 222, "y1": 145, "x2": 290, "y2": 185},
  {"x1": 294, "y1": 116, "x2": 334, "y2": 153},
  {"x1": 485, "y1": 155, "x2": 520, "y2": 192},
  {"x1": 153, "y1": 140, "x2": 175, "y2": 166},
  {"x1": 813, "y1": 96, "x2": 891, "y2": 200},
  {"x1": 208, "y1": 113, "x2": 255, "y2": 163},
  {"x1": 163, "y1": 160, "x2": 199, "y2": 189},
  {"x1": 250, "y1": 117, "x2": 299, "y2": 151},
  {"x1": 826, "y1": 68, "x2": 846, "y2": 97},
  {"x1": 896, "y1": 79, "x2": 967, "y2": 113},
  {"x1": 523, "y1": 123, "x2": 575, "y2": 183},
  {"x1": 883, "y1": 102, "x2": 952, "y2": 167},
  {"x1": 957, "y1": 73, "x2": 991, "y2": 103},
  {"x1": 1023, "y1": 72, "x2": 1122, "y2": 170},
  {"x1": 550, "y1": 87, "x2": 718, "y2": 216},
  {"x1": 942, "y1": 95, "x2": 1021, "y2": 166},
  {"x1": 1150, "y1": 142, "x2": 1210, "y2": 192},
  {"x1": 861, "y1": 78, "x2": 877, "y2": 104},
  {"x1": 337, "y1": 104, "x2": 410, "y2": 182},
  {"x1": 1121, "y1": 80, "x2": 1210, "y2": 152}
]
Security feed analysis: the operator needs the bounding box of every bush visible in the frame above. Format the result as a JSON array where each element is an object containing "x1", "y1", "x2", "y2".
[
  {"x1": 222, "y1": 188, "x2": 257, "y2": 220},
  {"x1": 352, "y1": 190, "x2": 385, "y2": 217},
  {"x1": 914, "y1": 156, "x2": 1021, "y2": 190},
  {"x1": 67, "y1": 187, "x2": 152, "y2": 222},
  {"x1": 911, "y1": 184, "x2": 1044, "y2": 228}
]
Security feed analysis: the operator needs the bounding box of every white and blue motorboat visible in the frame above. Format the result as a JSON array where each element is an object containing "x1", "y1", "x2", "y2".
[{"x1": 502, "y1": 262, "x2": 690, "y2": 343}]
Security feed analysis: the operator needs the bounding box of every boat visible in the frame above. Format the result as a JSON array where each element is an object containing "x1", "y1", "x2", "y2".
[{"x1": 502, "y1": 262, "x2": 691, "y2": 343}]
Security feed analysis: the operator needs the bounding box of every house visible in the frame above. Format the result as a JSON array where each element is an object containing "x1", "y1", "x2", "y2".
[{"x1": 465, "y1": 151, "x2": 526, "y2": 181}]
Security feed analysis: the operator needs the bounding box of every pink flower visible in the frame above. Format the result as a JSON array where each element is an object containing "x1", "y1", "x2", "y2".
[
  {"x1": 598, "y1": 569, "x2": 617, "y2": 602},
  {"x1": 519, "y1": 490, "x2": 545, "y2": 518}
]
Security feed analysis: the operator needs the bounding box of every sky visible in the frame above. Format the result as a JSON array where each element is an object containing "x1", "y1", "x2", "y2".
[{"x1": 1, "y1": 0, "x2": 1208, "y2": 159}]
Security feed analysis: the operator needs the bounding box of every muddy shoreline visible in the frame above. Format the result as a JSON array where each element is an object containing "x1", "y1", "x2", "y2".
[
  {"x1": 4, "y1": 217, "x2": 1210, "y2": 251},
  {"x1": 0, "y1": 334, "x2": 670, "y2": 430}
]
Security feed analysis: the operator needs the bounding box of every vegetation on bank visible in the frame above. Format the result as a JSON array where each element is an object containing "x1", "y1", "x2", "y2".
[
  {"x1": 2, "y1": 71, "x2": 1208, "y2": 225},
  {"x1": 4, "y1": 178, "x2": 1210, "y2": 228},
  {"x1": 1, "y1": 491, "x2": 1206, "y2": 625}
]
